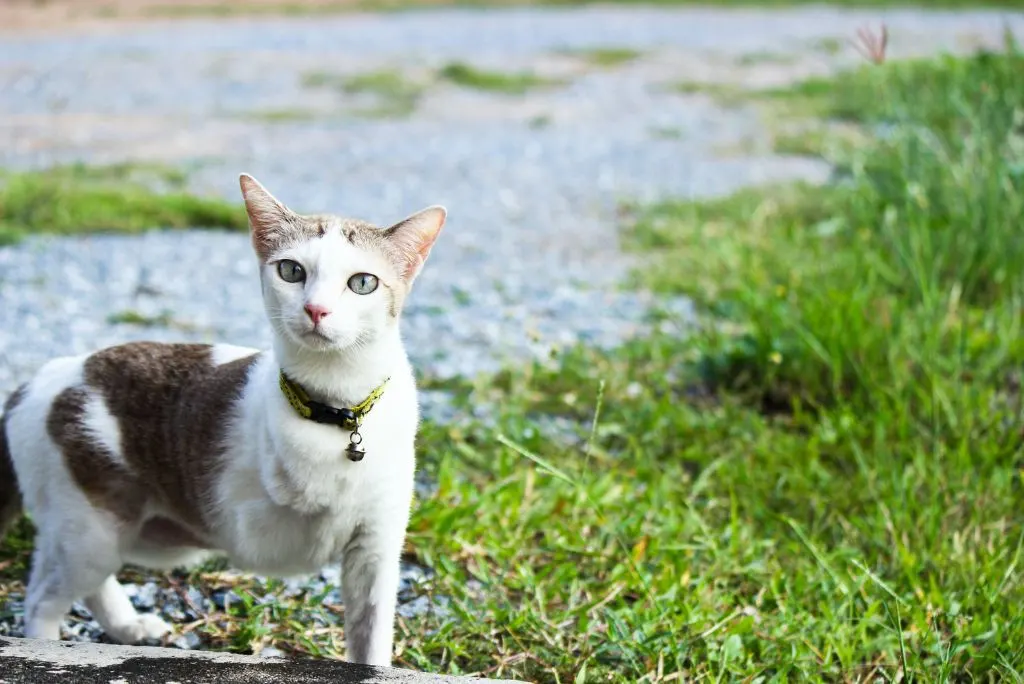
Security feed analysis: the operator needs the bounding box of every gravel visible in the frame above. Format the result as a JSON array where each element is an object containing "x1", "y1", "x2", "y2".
[{"x1": 0, "y1": 3, "x2": 1020, "y2": 649}]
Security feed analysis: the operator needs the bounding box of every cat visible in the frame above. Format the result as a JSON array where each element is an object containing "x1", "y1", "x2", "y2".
[{"x1": 0, "y1": 174, "x2": 446, "y2": 667}]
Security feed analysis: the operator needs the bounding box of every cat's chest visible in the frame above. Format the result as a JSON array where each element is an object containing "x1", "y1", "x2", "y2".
[{"x1": 220, "y1": 444, "x2": 410, "y2": 575}]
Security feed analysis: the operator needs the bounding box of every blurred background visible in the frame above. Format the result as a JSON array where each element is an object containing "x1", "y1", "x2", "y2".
[
  {"x1": 1, "y1": 1, "x2": 1023, "y2": 679},
  {"x1": 1, "y1": 0, "x2": 1015, "y2": 394}
]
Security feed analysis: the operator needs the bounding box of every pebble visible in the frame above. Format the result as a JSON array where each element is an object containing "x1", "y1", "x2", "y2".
[
  {"x1": 170, "y1": 632, "x2": 204, "y2": 650},
  {"x1": 210, "y1": 589, "x2": 242, "y2": 612}
]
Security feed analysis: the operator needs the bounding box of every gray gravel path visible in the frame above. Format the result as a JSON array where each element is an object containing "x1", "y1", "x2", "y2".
[
  {"x1": 1, "y1": 6, "x2": 1018, "y2": 393},
  {"x1": 0, "y1": 3, "x2": 1021, "y2": 648}
]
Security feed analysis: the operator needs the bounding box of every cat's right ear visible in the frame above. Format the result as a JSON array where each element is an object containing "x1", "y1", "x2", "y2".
[{"x1": 239, "y1": 173, "x2": 294, "y2": 261}]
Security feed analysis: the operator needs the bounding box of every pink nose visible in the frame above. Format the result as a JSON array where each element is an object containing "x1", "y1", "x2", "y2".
[{"x1": 304, "y1": 304, "x2": 330, "y2": 326}]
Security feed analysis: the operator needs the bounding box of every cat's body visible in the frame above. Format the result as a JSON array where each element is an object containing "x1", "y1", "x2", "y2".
[{"x1": 0, "y1": 175, "x2": 446, "y2": 666}]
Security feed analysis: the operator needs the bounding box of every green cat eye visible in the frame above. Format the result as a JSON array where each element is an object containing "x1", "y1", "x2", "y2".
[
  {"x1": 277, "y1": 259, "x2": 306, "y2": 283},
  {"x1": 348, "y1": 273, "x2": 379, "y2": 295}
]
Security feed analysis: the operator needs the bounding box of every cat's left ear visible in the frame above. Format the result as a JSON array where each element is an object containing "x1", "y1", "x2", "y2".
[
  {"x1": 239, "y1": 173, "x2": 298, "y2": 261},
  {"x1": 383, "y1": 206, "x2": 447, "y2": 283}
]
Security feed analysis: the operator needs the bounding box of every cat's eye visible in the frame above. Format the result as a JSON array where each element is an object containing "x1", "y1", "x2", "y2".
[
  {"x1": 348, "y1": 273, "x2": 378, "y2": 295},
  {"x1": 277, "y1": 259, "x2": 306, "y2": 283}
]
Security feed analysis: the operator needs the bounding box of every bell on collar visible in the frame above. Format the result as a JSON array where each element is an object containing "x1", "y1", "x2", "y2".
[
  {"x1": 346, "y1": 442, "x2": 366, "y2": 462},
  {"x1": 346, "y1": 429, "x2": 366, "y2": 462}
]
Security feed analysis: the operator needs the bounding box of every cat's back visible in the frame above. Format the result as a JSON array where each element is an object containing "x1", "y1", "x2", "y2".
[
  {"x1": 12, "y1": 341, "x2": 261, "y2": 422},
  {"x1": 5, "y1": 341, "x2": 263, "y2": 533},
  {"x1": 79, "y1": 341, "x2": 260, "y2": 411}
]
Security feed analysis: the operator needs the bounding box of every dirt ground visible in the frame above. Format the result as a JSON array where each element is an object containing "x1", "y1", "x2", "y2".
[{"x1": 0, "y1": 0, "x2": 456, "y2": 33}]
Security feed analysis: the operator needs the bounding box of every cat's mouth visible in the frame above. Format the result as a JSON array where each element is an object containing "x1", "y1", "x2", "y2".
[
  {"x1": 303, "y1": 328, "x2": 334, "y2": 343},
  {"x1": 291, "y1": 324, "x2": 337, "y2": 349}
]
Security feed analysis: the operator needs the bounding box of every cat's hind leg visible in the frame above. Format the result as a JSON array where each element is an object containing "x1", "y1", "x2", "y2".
[
  {"x1": 84, "y1": 575, "x2": 171, "y2": 644},
  {"x1": 22, "y1": 516, "x2": 119, "y2": 640},
  {"x1": 23, "y1": 508, "x2": 169, "y2": 644}
]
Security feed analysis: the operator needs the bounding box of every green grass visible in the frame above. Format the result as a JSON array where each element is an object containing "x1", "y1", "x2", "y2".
[
  {"x1": 810, "y1": 36, "x2": 845, "y2": 56},
  {"x1": 564, "y1": 47, "x2": 643, "y2": 67},
  {"x1": 106, "y1": 309, "x2": 200, "y2": 331},
  {"x1": 0, "y1": 164, "x2": 246, "y2": 244},
  {"x1": 736, "y1": 49, "x2": 799, "y2": 66},
  {"x1": 243, "y1": 108, "x2": 323, "y2": 123},
  {"x1": 303, "y1": 68, "x2": 424, "y2": 118},
  {"x1": 674, "y1": 80, "x2": 749, "y2": 107},
  {"x1": 764, "y1": 47, "x2": 1024, "y2": 131},
  {"x1": 341, "y1": 69, "x2": 425, "y2": 117},
  {"x1": 439, "y1": 62, "x2": 564, "y2": 94},
  {"x1": 391, "y1": 46, "x2": 1024, "y2": 680},
  {"x1": 768, "y1": 124, "x2": 868, "y2": 159}
]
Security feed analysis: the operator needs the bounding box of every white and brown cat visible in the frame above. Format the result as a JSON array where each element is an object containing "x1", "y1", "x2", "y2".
[{"x1": 0, "y1": 174, "x2": 446, "y2": 666}]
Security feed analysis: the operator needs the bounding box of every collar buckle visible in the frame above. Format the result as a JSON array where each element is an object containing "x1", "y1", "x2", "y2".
[{"x1": 308, "y1": 402, "x2": 358, "y2": 428}]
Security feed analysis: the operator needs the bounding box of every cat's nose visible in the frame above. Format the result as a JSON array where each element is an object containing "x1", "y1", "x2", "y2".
[{"x1": 304, "y1": 304, "x2": 330, "y2": 326}]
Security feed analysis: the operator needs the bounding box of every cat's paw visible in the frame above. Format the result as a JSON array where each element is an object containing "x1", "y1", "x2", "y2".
[{"x1": 106, "y1": 613, "x2": 173, "y2": 644}]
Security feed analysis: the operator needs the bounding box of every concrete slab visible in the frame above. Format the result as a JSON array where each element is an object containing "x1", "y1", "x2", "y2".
[{"x1": 0, "y1": 637, "x2": 521, "y2": 683}]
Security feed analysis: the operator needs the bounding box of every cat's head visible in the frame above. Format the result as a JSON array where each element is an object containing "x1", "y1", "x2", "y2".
[{"x1": 239, "y1": 174, "x2": 445, "y2": 354}]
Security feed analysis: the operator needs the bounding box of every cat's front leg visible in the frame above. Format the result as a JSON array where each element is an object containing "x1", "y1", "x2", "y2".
[{"x1": 340, "y1": 523, "x2": 405, "y2": 666}]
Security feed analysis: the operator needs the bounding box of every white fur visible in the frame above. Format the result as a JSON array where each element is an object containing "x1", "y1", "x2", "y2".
[
  {"x1": 81, "y1": 392, "x2": 124, "y2": 465},
  {"x1": 3, "y1": 177, "x2": 445, "y2": 666},
  {"x1": 210, "y1": 343, "x2": 260, "y2": 366}
]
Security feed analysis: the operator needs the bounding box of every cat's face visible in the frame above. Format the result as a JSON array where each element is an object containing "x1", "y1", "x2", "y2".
[{"x1": 239, "y1": 174, "x2": 445, "y2": 353}]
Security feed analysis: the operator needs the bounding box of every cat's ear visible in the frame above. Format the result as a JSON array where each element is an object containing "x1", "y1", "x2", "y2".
[
  {"x1": 239, "y1": 173, "x2": 296, "y2": 260},
  {"x1": 383, "y1": 206, "x2": 447, "y2": 282}
]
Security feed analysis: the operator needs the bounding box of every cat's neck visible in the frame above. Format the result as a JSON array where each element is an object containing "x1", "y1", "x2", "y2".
[{"x1": 271, "y1": 328, "x2": 404, "y2": 407}]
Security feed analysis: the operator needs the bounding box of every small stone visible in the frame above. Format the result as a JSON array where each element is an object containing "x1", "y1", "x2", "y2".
[
  {"x1": 211, "y1": 589, "x2": 241, "y2": 611},
  {"x1": 258, "y1": 646, "x2": 285, "y2": 659},
  {"x1": 131, "y1": 583, "x2": 160, "y2": 611},
  {"x1": 169, "y1": 632, "x2": 203, "y2": 650},
  {"x1": 186, "y1": 587, "x2": 210, "y2": 615}
]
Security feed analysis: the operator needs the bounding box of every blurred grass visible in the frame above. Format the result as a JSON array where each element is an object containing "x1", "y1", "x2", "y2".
[
  {"x1": 563, "y1": 47, "x2": 643, "y2": 67},
  {"x1": 302, "y1": 68, "x2": 424, "y2": 118},
  {"x1": 0, "y1": 163, "x2": 246, "y2": 245},
  {"x1": 438, "y1": 62, "x2": 564, "y2": 94}
]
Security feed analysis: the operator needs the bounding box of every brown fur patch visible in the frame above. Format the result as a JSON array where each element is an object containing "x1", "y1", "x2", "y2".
[
  {"x1": 49, "y1": 343, "x2": 258, "y2": 540},
  {"x1": 47, "y1": 386, "x2": 144, "y2": 522},
  {"x1": 0, "y1": 384, "x2": 28, "y2": 535},
  {"x1": 139, "y1": 516, "x2": 207, "y2": 548},
  {"x1": 82, "y1": 343, "x2": 258, "y2": 535}
]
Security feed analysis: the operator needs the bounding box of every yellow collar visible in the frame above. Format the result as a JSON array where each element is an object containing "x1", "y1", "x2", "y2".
[{"x1": 278, "y1": 371, "x2": 389, "y2": 431}]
